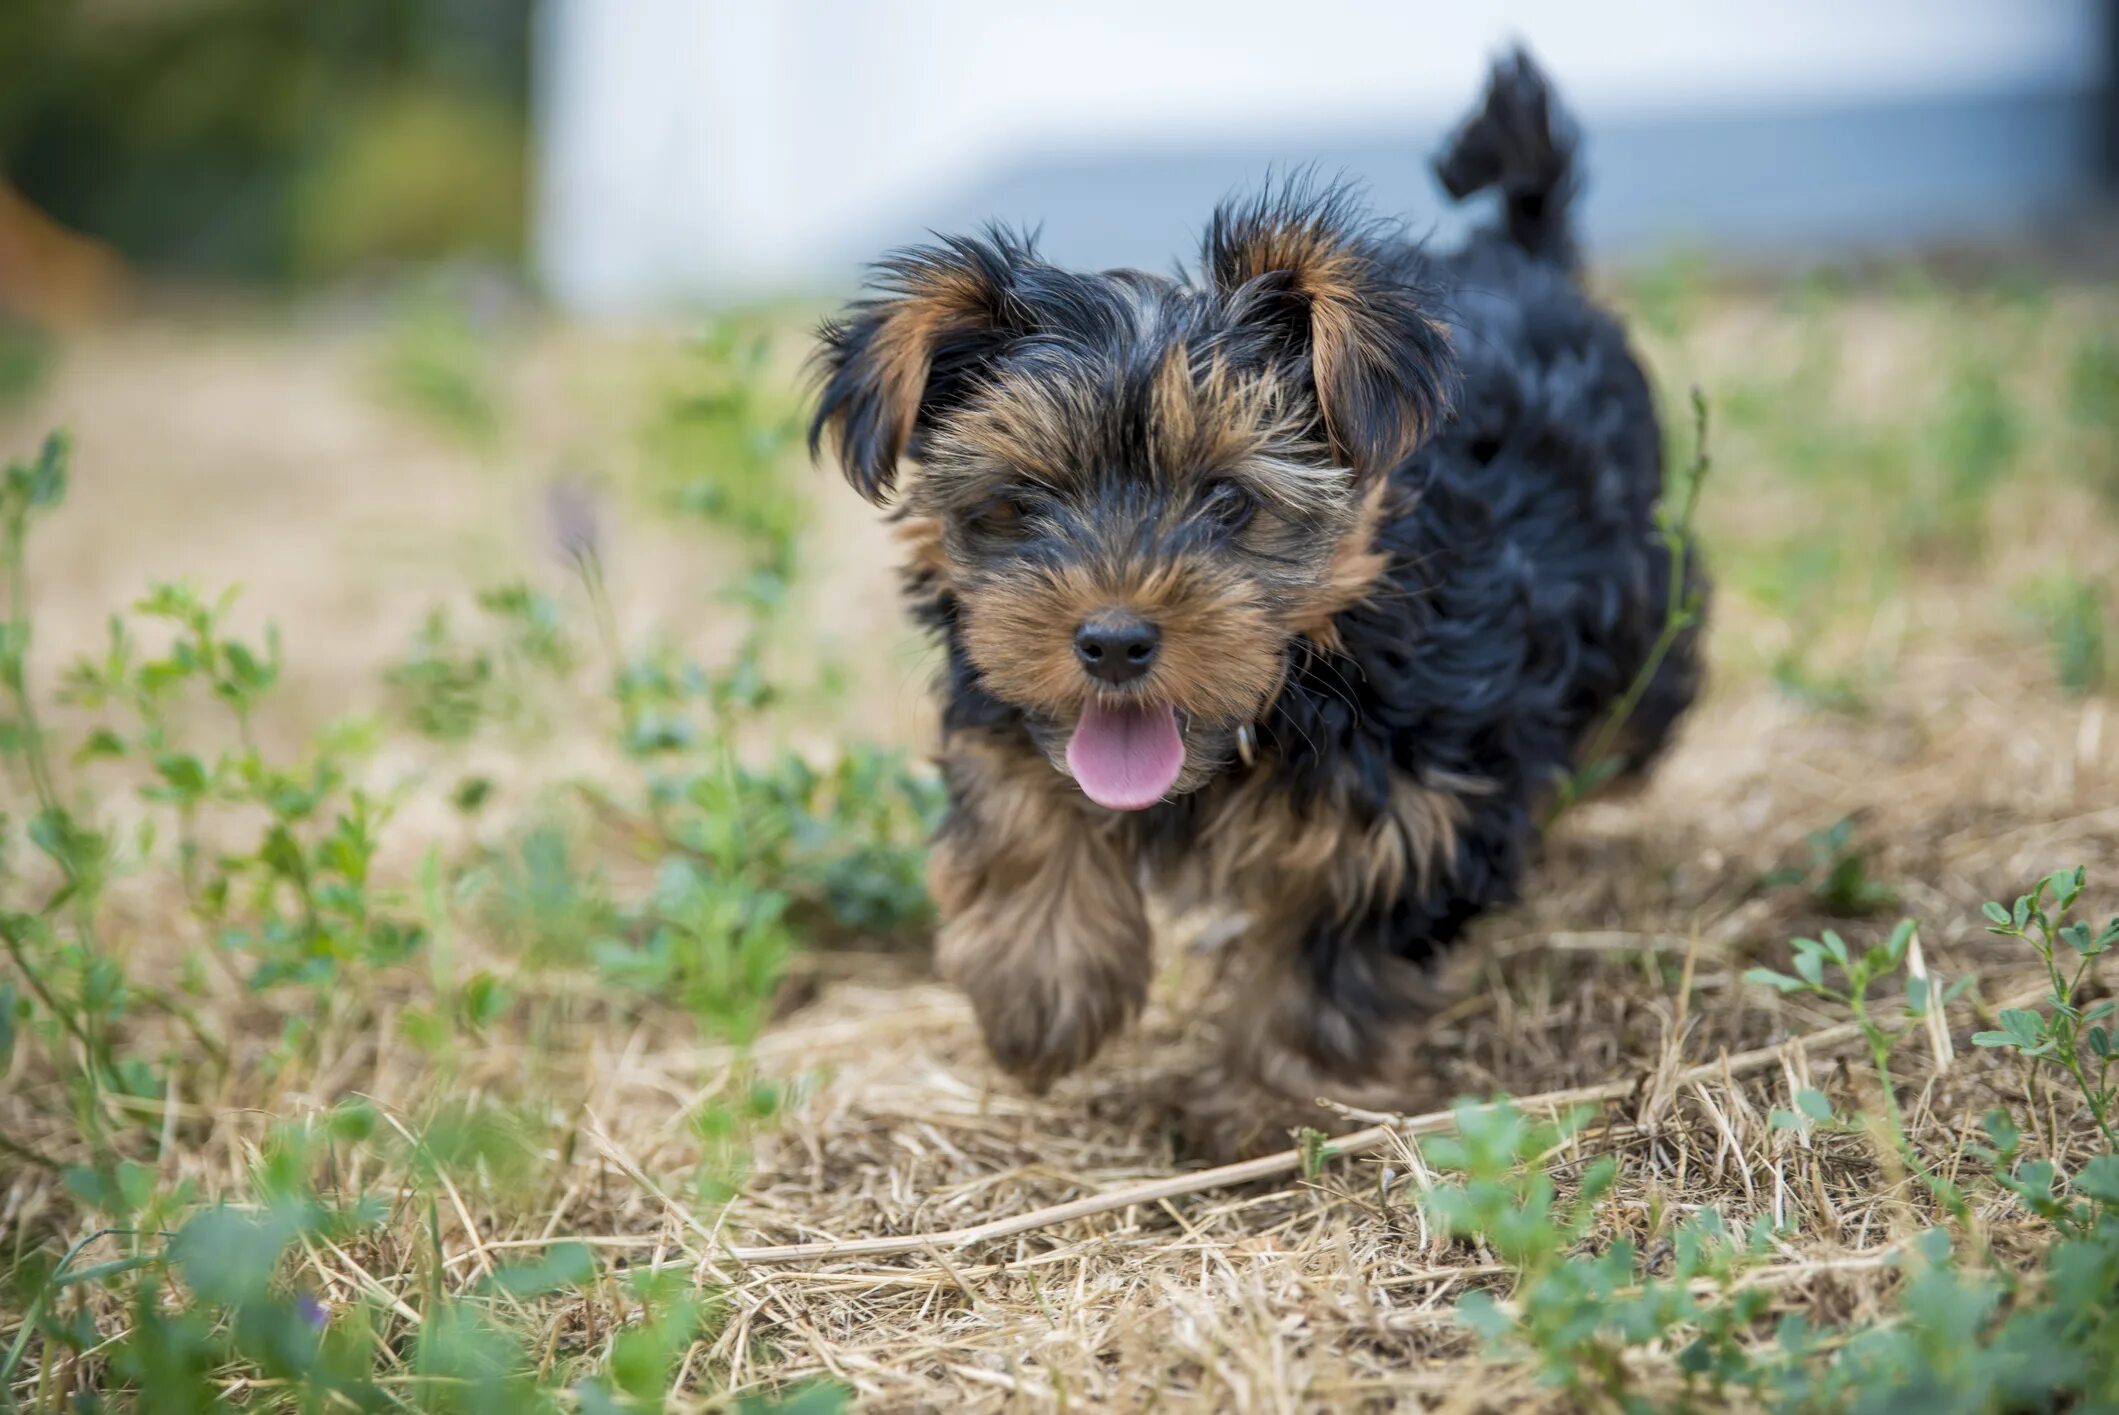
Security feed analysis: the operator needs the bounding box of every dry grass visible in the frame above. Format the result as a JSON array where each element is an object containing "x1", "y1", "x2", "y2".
[{"x1": 3, "y1": 269, "x2": 2117, "y2": 1410}]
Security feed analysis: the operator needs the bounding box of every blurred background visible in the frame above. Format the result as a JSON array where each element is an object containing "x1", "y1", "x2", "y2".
[
  {"x1": 0, "y1": 0, "x2": 2116, "y2": 770},
  {"x1": 536, "y1": 0, "x2": 2118, "y2": 306},
  {"x1": 3, "y1": 1, "x2": 2114, "y2": 315}
]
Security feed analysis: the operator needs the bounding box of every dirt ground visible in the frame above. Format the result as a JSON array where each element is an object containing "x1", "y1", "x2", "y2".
[{"x1": 4, "y1": 272, "x2": 2118, "y2": 1409}]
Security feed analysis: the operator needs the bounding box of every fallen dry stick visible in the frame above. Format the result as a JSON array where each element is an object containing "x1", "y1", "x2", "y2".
[{"x1": 725, "y1": 978, "x2": 2043, "y2": 1265}]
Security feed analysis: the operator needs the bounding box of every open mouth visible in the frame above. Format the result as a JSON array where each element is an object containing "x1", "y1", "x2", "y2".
[{"x1": 1065, "y1": 699, "x2": 1187, "y2": 810}]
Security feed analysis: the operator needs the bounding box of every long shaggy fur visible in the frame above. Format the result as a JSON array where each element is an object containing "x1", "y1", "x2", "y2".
[{"x1": 811, "y1": 48, "x2": 1706, "y2": 1153}]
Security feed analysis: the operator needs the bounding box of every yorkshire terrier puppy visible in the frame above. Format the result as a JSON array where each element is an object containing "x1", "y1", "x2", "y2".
[{"x1": 811, "y1": 51, "x2": 1705, "y2": 1154}]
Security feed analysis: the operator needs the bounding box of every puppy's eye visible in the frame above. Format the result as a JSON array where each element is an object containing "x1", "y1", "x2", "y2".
[
  {"x1": 1200, "y1": 478, "x2": 1256, "y2": 531},
  {"x1": 972, "y1": 492, "x2": 1028, "y2": 536}
]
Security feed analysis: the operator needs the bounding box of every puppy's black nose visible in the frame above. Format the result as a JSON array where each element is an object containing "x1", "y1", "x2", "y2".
[{"x1": 1074, "y1": 614, "x2": 1160, "y2": 685}]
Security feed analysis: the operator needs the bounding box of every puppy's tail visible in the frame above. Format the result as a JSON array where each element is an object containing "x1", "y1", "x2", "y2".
[{"x1": 1434, "y1": 47, "x2": 1581, "y2": 268}]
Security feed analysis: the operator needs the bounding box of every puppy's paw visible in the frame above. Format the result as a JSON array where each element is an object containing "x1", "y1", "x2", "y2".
[
  {"x1": 970, "y1": 974, "x2": 1137, "y2": 1094},
  {"x1": 1171, "y1": 1068, "x2": 1356, "y2": 1163}
]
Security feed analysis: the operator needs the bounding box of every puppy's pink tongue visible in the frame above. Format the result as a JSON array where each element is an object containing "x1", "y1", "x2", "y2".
[{"x1": 1066, "y1": 700, "x2": 1184, "y2": 811}]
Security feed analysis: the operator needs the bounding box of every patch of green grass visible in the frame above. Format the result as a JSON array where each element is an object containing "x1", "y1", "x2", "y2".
[
  {"x1": 1762, "y1": 817, "x2": 1900, "y2": 917},
  {"x1": 384, "y1": 580, "x2": 577, "y2": 741},
  {"x1": 1971, "y1": 867, "x2": 2118, "y2": 1149},
  {"x1": 0, "y1": 317, "x2": 55, "y2": 408},
  {"x1": 1914, "y1": 354, "x2": 2022, "y2": 554},
  {"x1": 639, "y1": 323, "x2": 808, "y2": 584},
  {"x1": 1433, "y1": 1101, "x2": 1776, "y2": 1412},
  {"x1": 2020, "y1": 572, "x2": 2109, "y2": 698},
  {"x1": 1616, "y1": 248, "x2": 1714, "y2": 340},
  {"x1": 1631, "y1": 260, "x2": 2112, "y2": 714},
  {"x1": 1769, "y1": 652, "x2": 1872, "y2": 717},
  {"x1": 1, "y1": 408, "x2": 893, "y2": 1407},
  {"x1": 2067, "y1": 327, "x2": 2119, "y2": 500},
  {"x1": 1428, "y1": 872, "x2": 2118, "y2": 1413},
  {"x1": 377, "y1": 287, "x2": 503, "y2": 447}
]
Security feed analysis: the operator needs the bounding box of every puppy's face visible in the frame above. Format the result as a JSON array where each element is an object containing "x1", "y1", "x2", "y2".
[{"x1": 813, "y1": 189, "x2": 1454, "y2": 809}]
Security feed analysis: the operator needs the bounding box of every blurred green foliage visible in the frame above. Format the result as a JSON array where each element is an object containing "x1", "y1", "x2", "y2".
[
  {"x1": 386, "y1": 581, "x2": 575, "y2": 739},
  {"x1": 640, "y1": 325, "x2": 811, "y2": 586},
  {"x1": 377, "y1": 286, "x2": 507, "y2": 443},
  {"x1": 0, "y1": 0, "x2": 528, "y2": 279},
  {"x1": 2071, "y1": 329, "x2": 2119, "y2": 507},
  {"x1": 0, "y1": 316, "x2": 54, "y2": 407},
  {"x1": 1437, "y1": 873, "x2": 2119, "y2": 1413},
  {"x1": 1625, "y1": 259, "x2": 2115, "y2": 706},
  {"x1": 2023, "y1": 572, "x2": 2111, "y2": 699},
  {"x1": 1762, "y1": 817, "x2": 1901, "y2": 918},
  {"x1": 0, "y1": 326, "x2": 905, "y2": 1404}
]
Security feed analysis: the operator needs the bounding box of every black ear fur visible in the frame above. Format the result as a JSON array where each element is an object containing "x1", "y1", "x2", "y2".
[
  {"x1": 809, "y1": 230, "x2": 1034, "y2": 503},
  {"x1": 1203, "y1": 182, "x2": 1455, "y2": 478}
]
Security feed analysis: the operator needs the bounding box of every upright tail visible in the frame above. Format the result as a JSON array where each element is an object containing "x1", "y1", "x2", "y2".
[{"x1": 1434, "y1": 47, "x2": 1581, "y2": 268}]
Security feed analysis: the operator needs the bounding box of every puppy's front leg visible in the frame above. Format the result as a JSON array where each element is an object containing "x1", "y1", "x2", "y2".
[
  {"x1": 928, "y1": 727, "x2": 1151, "y2": 1090},
  {"x1": 1186, "y1": 772, "x2": 1519, "y2": 1157},
  {"x1": 1181, "y1": 903, "x2": 1440, "y2": 1158}
]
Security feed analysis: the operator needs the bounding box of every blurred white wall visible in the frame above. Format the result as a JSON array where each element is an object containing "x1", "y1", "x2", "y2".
[{"x1": 535, "y1": 0, "x2": 2106, "y2": 311}]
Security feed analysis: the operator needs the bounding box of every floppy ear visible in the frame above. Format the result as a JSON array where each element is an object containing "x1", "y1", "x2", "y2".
[
  {"x1": 809, "y1": 231, "x2": 1032, "y2": 504},
  {"x1": 1203, "y1": 184, "x2": 1455, "y2": 478}
]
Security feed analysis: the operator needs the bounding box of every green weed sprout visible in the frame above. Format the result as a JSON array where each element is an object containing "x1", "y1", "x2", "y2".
[
  {"x1": 1425, "y1": 1099, "x2": 1773, "y2": 1413},
  {"x1": 1548, "y1": 388, "x2": 1712, "y2": 821},
  {"x1": 1972, "y1": 866, "x2": 2118, "y2": 1149}
]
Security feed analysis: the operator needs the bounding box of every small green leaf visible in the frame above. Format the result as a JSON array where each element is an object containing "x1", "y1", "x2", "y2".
[
  {"x1": 1796, "y1": 1088, "x2": 1834, "y2": 1123},
  {"x1": 1982, "y1": 901, "x2": 2012, "y2": 926},
  {"x1": 1743, "y1": 968, "x2": 1806, "y2": 995},
  {"x1": 1911, "y1": 1226, "x2": 1953, "y2": 1267},
  {"x1": 1456, "y1": 1288, "x2": 1513, "y2": 1341},
  {"x1": 398, "y1": 1006, "x2": 449, "y2": 1055},
  {"x1": 73, "y1": 728, "x2": 126, "y2": 763},
  {"x1": 736, "y1": 1382, "x2": 851, "y2": 1415},
  {"x1": 573, "y1": 1382, "x2": 627, "y2": 1415},
  {"x1": 2077, "y1": 1156, "x2": 2119, "y2": 1205},
  {"x1": 2046, "y1": 866, "x2": 2086, "y2": 912},
  {"x1": 26, "y1": 431, "x2": 69, "y2": 508},
  {"x1": 2001, "y1": 1008, "x2": 2046, "y2": 1048},
  {"x1": 258, "y1": 824, "x2": 305, "y2": 880},
  {"x1": 459, "y1": 970, "x2": 510, "y2": 1031},
  {"x1": 475, "y1": 1240, "x2": 594, "y2": 1298},
  {"x1": 1576, "y1": 1155, "x2": 1619, "y2": 1209},
  {"x1": 173, "y1": 1207, "x2": 296, "y2": 1306},
  {"x1": 1297, "y1": 1126, "x2": 1330, "y2": 1179},
  {"x1": 326, "y1": 1098, "x2": 377, "y2": 1144},
  {"x1": 152, "y1": 752, "x2": 210, "y2": 797},
  {"x1": 606, "y1": 1323, "x2": 671, "y2": 1400}
]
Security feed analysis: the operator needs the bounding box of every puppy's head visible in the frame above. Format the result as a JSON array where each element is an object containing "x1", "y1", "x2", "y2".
[{"x1": 812, "y1": 184, "x2": 1454, "y2": 809}]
